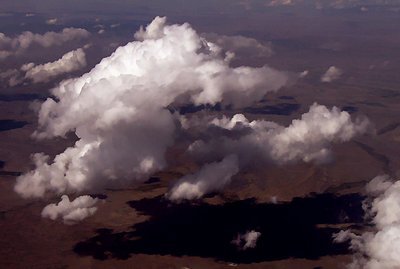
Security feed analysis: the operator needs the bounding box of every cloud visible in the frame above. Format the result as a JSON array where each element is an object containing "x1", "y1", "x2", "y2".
[
  {"x1": 321, "y1": 66, "x2": 342, "y2": 82},
  {"x1": 202, "y1": 33, "x2": 273, "y2": 59},
  {"x1": 187, "y1": 103, "x2": 368, "y2": 165},
  {"x1": 0, "y1": 48, "x2": 87, "y2": 86},
  {"x1": 0, "y1": 28, "x2": 90, "y2": 60},
  {"x1": 24, "y1": 48, "x2": 87, "y2": 83},
  {"x1": 232, "y1": 230, "x2": 261, "y2": 250},
  {"x1": 14, "y1": 16, "x2": 290, "y2": 202},
  {"x1": 267, "y1": 0, "x2": 295, "y2": 6},
  {"x1": 170, "y1": 103, "x2": 368, "y2": 200},
  {"x1": 0, "y1": 68, "x2": 23, "y2": 86},
  {"x1": 46, "y1": 18, "x2": 58, "y2": 25},
  {"x1": 167, "y1": 155, "x2": 239, "y2": 201},
  {"x1": 334, "y1": 175, "x2": 400, "y2": 269},
  {"x1": 14, "y1": 16, "x2": 369, "y2": 222},
  {"x1": 41, "y1": 195, "x2": 98, "y2": 224}
]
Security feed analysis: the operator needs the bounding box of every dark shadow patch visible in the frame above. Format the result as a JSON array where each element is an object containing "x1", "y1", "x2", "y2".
[
  {"x1": 74, "y1": 193, "x2": 364, "y2": 263},
  {"x1": 0, "y1": 93, "x2": 45, "y2": 102},
  {"x1": 0, "y1": 120, "x2": 28, "y2": 132},
  {"x1": 144, "y1": 177, "x2": 161, "y2": 184},
  {"x1": 341, "y1": 106, "x2": 358, "y2": 113},
  {"x1": 244, "y1": 103, "x2": 300, "y2": 116},
  {"x1": 0, "y1": 161, "x2": 4, "y2": 169},
  {"x1": 90, "y1": 194, "x2": 108, "y2": 200},
  {"x1": 170, "y1": 103, "x2": 223, "y2": 115}
]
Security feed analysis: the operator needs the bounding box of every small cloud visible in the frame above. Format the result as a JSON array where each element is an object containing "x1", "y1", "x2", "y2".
[
  {"x1": 1, "y1": 48, "x2": 87, "y2": 86},
  {"x1": 46, "y1": 18, "x2": 58, "y2": 25},
  {"x1": 299, "y1": 70, "x2": 309, "y2": 78},
  {"x1": 231, "y1": 230, "x2": 261, "y2": 250},
  {"x1": 98, "y1": 29, "x2": 105, "y2": 34},
  {"x1": 24, "y1": 48, "x2": 87, "y2": 83},
  {"x1": 0, "y1": 28, "x2": 90, "y2": 60},
  {"x1": 321, "y1": 66, "x2": 342, "y2": 82},
  {"x1": 41, "y1": 195, "x2": 99, "y2": 224},
  {"x1": 267, "y1": 0, "x2": 294, "y2": 6}
]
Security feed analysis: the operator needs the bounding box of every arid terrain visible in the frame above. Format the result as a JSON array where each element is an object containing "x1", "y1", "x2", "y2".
[{"x1": 1, "y1": 2, "x2": 400, "y2": 269}]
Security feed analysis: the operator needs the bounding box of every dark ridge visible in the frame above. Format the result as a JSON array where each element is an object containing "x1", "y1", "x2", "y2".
[
  {"x1": 377, "y1": 122, "x2": 400, "y2": 135},
  {"x1": 0, "y1": 171, "x2": 22, "y2": 177},
  {"x1": 244, "y1": 103, "x2": 300, "y2": 116},
  {"x1": 278, "y1": 96, "x2": 295, "y2": 100},
  {"x1": 341, "y1": 106, "x2": 358, "y2": 113},
  {"x1": 0, "y1": 120, "x2": 28, "y2": 132},
  {"x1": 0, "y1": 93, "x2": 45, "y2": 102},
  {"x1": 74, "y1": 193, "x2": 364, "y2": 263},
  {"x1": 359, "y1": 102, "x2": 385, "y2": 107},
  {"x1": 354, "y1": 141, "x2": 390, "y2": 173}
]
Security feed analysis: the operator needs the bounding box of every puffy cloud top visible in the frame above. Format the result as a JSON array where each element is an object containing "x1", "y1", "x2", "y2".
[
  {"x1": 321, "y1": 66, "x2": 342, "y2": 83},
  {"x1": 24, "y1": 48, "x2": 87, "y2": 83},
  {"x1": 170, "y1": 103, "x2": 368, "y2": 200},
  {"x1": 15, "y1": 16, "x2": 290, "y2": 200},
  {"x1": 41, "y1": 195, "x2": 98, "y2": 224}
]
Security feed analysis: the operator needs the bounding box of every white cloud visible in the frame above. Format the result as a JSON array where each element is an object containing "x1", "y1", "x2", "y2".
[
  {"x1": 232, "y1": 230, "x2": 261, "y2": 250},
  {"x1": 172, "y1": 103, "x2": 368, "y2": 199},
  {"x1": 14, "y1": 16, "x2": 369, "y2": 222},
  {"x1": 188, "y1": 103, "x2": 368, "y2": 164},
  {"x1": 0, "y1": 48, "x2": 87, "y2": 86},
  {"x1": 46, "y1": 18, "x2": 58, "y2": 25},
  {"x1": 167, "y1": 155, "x2": 239, "y2": 201},
  {"x1": 321, "y1": 66, "x2": 342, "y2": 82},
  {"x1": 41, "y1": 195, "x2": 98, "y2": 224},
  {"x1": 334, "y1": 175, "x2": 400, "y2": 269},
  {"x1": 24, "y1": 48, "x2": 87, "y2": 83},
  {"x1": 202, "y1": 33, "x2": 273, "y2": 59},
  {"x1": 14, "y1": 16, "x2": 290, "y2": 201},
  {"x1": 267, "y1": 0, "x2": 295, "y2": 6},
  {"x1": 0, "y1": 28, "x2": 90, "y2": 60}
]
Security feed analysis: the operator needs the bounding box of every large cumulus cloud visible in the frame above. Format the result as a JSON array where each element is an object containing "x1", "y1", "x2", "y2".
[
  {"x1": 14, "y1": 17, "x2": 368, "y2": 222},
  {"x1": 15, "y1": 16, "x2": 289, "y2": 201}
]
